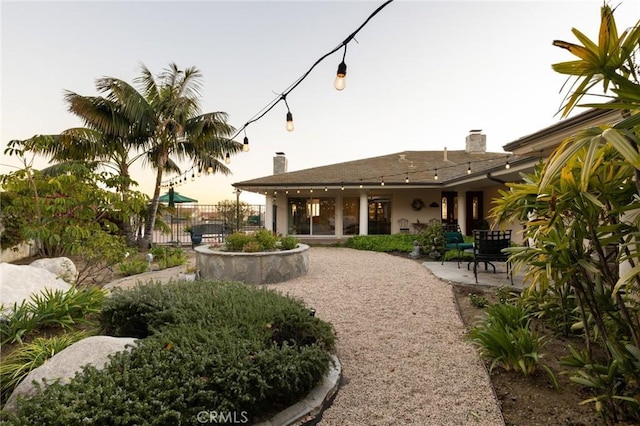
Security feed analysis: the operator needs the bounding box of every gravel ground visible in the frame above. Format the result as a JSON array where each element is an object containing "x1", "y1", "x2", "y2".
[{"x1": 266, "y1": 247, "x2": 504, "y2": 426}]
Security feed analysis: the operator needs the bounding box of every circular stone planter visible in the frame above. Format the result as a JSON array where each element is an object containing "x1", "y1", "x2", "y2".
[{"x1": 195, "y1": 243, "x2": 309, "y2": 284}]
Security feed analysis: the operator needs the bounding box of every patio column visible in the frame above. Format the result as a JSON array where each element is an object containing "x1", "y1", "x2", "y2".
[
  {"x1": 265, "y1": 195, "x2": 274, "y2": 232},
  {"x1": 359, "y1": 192, "x2": 368, "y2": 235},
  {"x1": 458, "y1": 192, "x2": 468, "y2": 235}
]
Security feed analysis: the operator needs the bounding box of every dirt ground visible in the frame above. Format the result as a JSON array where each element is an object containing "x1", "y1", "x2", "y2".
[{"x1": 452, "y1": 283, "x2": 604, "y2": 426}]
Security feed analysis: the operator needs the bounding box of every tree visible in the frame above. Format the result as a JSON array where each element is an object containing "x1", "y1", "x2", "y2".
[
  {"x1": 96, "y1": 63, "x2": 243, "y2": 248},
  {"x1": 491, "y1": 6, "x2": 640, "y2": 421},
  {"x1": 6, "y1": 62, "x2": 243, "y2": 248}
]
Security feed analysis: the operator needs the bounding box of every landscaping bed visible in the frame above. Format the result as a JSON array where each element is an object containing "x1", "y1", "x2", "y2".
[{"x1": 452, "y1": 283, "x2": 603, "y2": 426}]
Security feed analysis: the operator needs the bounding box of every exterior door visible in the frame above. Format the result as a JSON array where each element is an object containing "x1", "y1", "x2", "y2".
[
  {"x1": 441, "y1": 191, "x2": 458, "y2": 228},
  {"x1": 466, "y1": 191, "x2": 484, "y2": 234}
]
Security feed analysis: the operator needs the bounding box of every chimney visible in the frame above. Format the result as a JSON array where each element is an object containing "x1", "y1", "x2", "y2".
[
  {"x1": 466, "y1": 129, "x2": 486, "y2": 153},
  {"x1": 274, "y1": 152, "x2": 287, "y2": 174}
]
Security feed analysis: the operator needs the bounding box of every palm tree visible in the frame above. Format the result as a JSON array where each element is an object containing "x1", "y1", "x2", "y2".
[
  {"x1": 93, "y1": 62, "x2": 242, "y2": 248},
  {"x1": 8, "y1": 62, "x2": 242, "y2": 247}
]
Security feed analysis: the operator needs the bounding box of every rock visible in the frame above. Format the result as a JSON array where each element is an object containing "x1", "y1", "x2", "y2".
[
  {"x1": 29, "y1": 257, "x2": 77, "y2": 284},
  {"x1": 4, "y1": 336, "x2": 137, "y2": 412},
  {"x1": 0, "y1": 263, "x2": 72, "y2": 310}
]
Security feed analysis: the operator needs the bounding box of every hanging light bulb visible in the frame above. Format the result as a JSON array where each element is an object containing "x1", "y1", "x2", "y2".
[
  {"x1": 434, "y1": 169, "x2": 438, "y2": 180},
  {"x1": 243, "y1": 135, "x2": 250, "y2": 152},
  {"x1": 334, "y1": 61, "x2": 347, "y2": 91},
  {"x1": 324, "y1": 186, "x2": 328, "y2": 191},
  {"x1": 505, "y1": 158, "x2": 510, "y2": 169},
  {"x1": 341, "y1": 183, "x2": 344, "y2": 191},
  {"x1": 467, "y1": 162, "x2": 471, "y2": 174},
  {"x1": 191, "y1": 172, "x2": 195, "y2": 181},
  {"x1": 207, "y1": 166, "x2": 213, "y2": 174},
  {"x1": 286, "y1": 111, "x2": 294, "y2": 132},
  {"x1": 225, "y1": 152, "x2": 231, "y2": 164},
  {"x1": 197, "y1": 168, "x2": 202, "y2": 177},
  {"x1": 380, "y1": 176, "x2": 385, "y2": 186},
  {"x1": 405, "y1": 174, "x2": 409, "y2": 184}
]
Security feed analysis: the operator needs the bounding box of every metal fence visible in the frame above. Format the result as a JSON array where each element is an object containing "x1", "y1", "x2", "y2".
[{"x1": 152, "y1": 203, "x2": 266, "y2": 246}]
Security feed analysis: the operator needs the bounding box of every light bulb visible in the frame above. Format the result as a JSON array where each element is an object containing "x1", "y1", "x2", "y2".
[
  {"x1": 207, "y1": 166, "x2": 213, "y2": 174},
  {"x1": 334, "y1": 61, "x2": 347, "y2": 91},
  {"x1": 467, "y1": 163, "x2": 471, "y2": 174},
  {"x1": 505, "y1": 160, "x2": 510, "y2": 169},
  {"x1": 286, "y1": 112, "x2": 294, "y2": 132},
  {"x1": 225, "y1": 152, "x2": 231, "y2": 164},
  {"x1": 243, "y1": 136, "x2": 250, "y2": 152},
  {"x1": 197, "y1": 168, "x2": 202, "y2": 177},
  {"x1": 434, "y1": 169, "x2": 438, "y2": 180}
]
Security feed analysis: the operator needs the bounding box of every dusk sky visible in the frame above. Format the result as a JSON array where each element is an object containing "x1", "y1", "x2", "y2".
[{"x1": 2, "y1": 0, "x2": 638, "y2": 205}]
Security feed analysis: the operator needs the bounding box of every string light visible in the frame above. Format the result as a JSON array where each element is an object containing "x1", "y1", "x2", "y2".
[
  {"x1": 380, "y1": 176, "x2": 385, "y2": 186},
  {"x1": 334, "y1": 46, "x2": 348, "y2": 91},
  {"x1": 243, "y1": 127, "x2": 250, "y2": 152},
  {"x1": 505, "y1": 158, "x2": 510, "y2": 169},
  {"x1": 225, "y1": 152, "x2": 231, "y2": 164},
  {"x1": 434, "y1": 169, "x2": 438, "y2": 180},
  {"x1": 158, "y1": 0, "x2": 395, "y2": 188},
  {"x1": 405, "y1": 174, "x2": 409, "y2": 184},
  {"x1": 467, "y1": 162, "x2": 471, "y2": 174}
]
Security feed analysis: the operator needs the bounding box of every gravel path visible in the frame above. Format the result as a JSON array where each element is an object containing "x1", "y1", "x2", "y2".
[{"x1": 266, "y1": 247, "x2": 504, "y2": 426}]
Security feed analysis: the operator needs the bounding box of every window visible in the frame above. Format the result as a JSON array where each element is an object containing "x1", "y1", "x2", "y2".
[
  {"x1": 342, "y1": 197, "x2": 359, "y2": 235},
  {"x1": 288, "y1": 197, "x2": 335, "y2": 235}
]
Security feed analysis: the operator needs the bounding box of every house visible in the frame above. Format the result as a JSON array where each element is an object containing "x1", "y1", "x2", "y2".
[{"x1": 234, "y1": 108, "x2": 626, "y2": 243}]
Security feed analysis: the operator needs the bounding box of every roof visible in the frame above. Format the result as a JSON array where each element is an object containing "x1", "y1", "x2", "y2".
[
  {"x1": 234, "y1": 150, "x2": 532, "y2": 190},
  {"x1": 502, "y1": 105, "x2": 624, "y2": 154}
]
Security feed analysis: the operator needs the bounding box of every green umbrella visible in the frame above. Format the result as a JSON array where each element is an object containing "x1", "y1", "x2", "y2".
[{"x1": 159, "y1": 191, "x2": 198, "y2": 205}]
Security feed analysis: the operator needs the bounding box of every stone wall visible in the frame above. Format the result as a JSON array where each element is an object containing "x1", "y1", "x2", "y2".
[{"x1": 195, "y1": 244, "x2": 309, "y2": 284}]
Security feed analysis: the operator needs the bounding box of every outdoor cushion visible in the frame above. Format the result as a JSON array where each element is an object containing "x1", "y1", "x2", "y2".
[{"x1": 444, "y1": 232, "x2": 473, "y2": 250}]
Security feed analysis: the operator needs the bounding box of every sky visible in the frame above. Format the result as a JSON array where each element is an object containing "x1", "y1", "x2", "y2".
[{"x1": 2, "y1": 0, "x2": 638, "y2": 205}]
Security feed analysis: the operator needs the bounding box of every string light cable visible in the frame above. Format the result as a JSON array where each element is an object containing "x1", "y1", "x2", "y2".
[{"x1": 161, "y1": 0, "x2": 395, "y2": 187}]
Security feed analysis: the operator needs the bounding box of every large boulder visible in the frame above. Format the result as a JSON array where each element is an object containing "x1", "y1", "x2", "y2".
[
  {"x1": 0, "y1": 263, "x2": 72, "y2": 309},
  {"x1": 4, "y1": 336, "x2": 138, "y2": 412},
  {"x1": 29, "y1": 257, "x2": 77, "y2": 284}
]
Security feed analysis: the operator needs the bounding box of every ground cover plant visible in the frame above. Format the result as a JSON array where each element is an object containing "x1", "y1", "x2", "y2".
[{"x1": 2, "y1": 280, "x2": 336, "y2": 424}]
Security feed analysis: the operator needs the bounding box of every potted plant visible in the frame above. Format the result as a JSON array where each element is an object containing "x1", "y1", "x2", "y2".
[{"x1": 179, "y1": 264, "x2": 198, "y2": 281}]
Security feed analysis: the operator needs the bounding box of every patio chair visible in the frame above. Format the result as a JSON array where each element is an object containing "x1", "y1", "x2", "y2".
[
  {"x1": 470, "y1": 229, "x2": 513, "y2": 285},
  {"x1": 442, "y1": 227, "x2": 473, "y2": 268},
  {"x1": 398, "y1": 218, "x2": 411, "y2": 233}
]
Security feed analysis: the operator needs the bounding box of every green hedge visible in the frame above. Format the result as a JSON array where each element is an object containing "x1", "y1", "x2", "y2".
[
  {"x1": 343, "y1": 234, "x2": 415, "y2": 252},
  {"x1": 3, "y1": 280, "x2": 336, "y2": 424}
]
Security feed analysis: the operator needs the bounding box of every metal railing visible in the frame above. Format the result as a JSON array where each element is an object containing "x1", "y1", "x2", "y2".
[{"x1": 152, "y1": 203, "x2": 266, "y2": 246}]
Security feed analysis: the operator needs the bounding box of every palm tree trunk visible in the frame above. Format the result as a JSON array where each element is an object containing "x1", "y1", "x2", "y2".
[{"x1": 139, "y1": 149, "x2": 167, "y2": 249}]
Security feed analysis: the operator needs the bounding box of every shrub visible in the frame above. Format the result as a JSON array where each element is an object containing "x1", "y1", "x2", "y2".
[
  {"x1": 416, "y1": 223, "x2": 445, "y2": 259},
  {"x1": 225, "y1": 232, "x2": 253, "y2": 252},
  {"x1": 469, "y1": 293, "x2": 489, "y2": 308},
  {"x1": 279, "y1": 235, "x2": 299, "y2": 250},
  {"x1": 0, "y1": 331, "x2": 90, "y2": 405},
  {"x1": 150, "y1": 246, "x2": 188, "y2": 269},
  {"x1": 118, "y1": 258, "x2": 149, "y2": 276},
  {"x1": 4, "y1": 281, "x2": 337, "y2": 424},
  {"x1": 0, "y1": 287, "x2": 106, "y2": 345},
  {"x1": 243, "y1": 240, "x2": 262, "y2": 253},
  {"x1": 343, "y1": 234, "x2": 415, "y2": 252},
  {"x1": 253, "y1": 229, "x2": 277, "y2": 251},
  {"x1": 468, "y1": 303, "x2": 556, "y2": 386}
]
